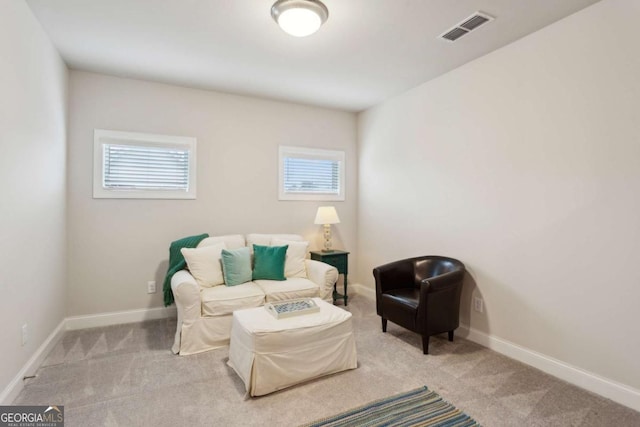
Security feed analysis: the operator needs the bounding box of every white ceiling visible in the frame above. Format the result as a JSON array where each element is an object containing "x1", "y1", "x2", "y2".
[{"x1": 26, "y1": 0, "x2": 601, "y2": 112}]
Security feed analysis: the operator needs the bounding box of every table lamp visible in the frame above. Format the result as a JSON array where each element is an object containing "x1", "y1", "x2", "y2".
[{"x1": 314, "y1": 206, "x2": 340, "y2": 252}]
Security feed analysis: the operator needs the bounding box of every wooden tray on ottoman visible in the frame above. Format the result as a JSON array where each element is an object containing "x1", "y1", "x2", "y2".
[{"x1": 264, "y1": 298, "x2": 320, "y2": 319}]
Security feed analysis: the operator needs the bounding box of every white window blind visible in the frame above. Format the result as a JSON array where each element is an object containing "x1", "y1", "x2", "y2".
[
  {"x1": 103, "y1": 144, "x2": 190, "y2": 190},
  {"x1": 93, "y1": 129, "x2": 197, "y2": 199},
  {"x1": 279, "y1": 146, "x2": 345, "y2": 201}
]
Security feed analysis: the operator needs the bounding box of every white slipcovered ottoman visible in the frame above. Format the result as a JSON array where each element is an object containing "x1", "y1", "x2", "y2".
[{"x1": 227, "y1": 298, "x2": 357, "y2": 396}]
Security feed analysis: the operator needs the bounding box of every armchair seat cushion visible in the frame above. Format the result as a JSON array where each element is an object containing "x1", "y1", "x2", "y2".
[
  {"x1": 254, "y1": 278, "x2": 320, "y2": 302},
  {"x1": 201, "y1": 282, "x2": 265, "y2": 317},
  {"x1": 381, "y1": 288, "x2": 420, "y2": 331},
  {"x1": 384, "y1": 288, "x2": 419, "y2": 308}
]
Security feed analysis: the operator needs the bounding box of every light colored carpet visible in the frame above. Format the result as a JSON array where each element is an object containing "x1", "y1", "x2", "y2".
[{"x1": 14, "y1": 295, "x2": 640, "y2": 426}]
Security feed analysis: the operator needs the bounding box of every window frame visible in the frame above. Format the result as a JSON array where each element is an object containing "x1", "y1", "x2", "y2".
[
  {"x1": 278, "y1": 145, "x2": 345, "y2": 201},
  {"x1": 93, "y1": 129, "x2": 197, "y2": 199}
]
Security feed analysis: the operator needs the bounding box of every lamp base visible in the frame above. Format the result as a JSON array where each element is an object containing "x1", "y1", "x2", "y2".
[{"x1": 323, "y1": 224, "x2": 332, "y2": 252}]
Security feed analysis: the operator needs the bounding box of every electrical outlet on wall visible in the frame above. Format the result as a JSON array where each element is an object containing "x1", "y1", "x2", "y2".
[
  {"x1": 147, "y1": 281, "x2": 156, "y2": 294},
  {"x1": 473, "y1": 297, "x2": 484, "y2": 313}
]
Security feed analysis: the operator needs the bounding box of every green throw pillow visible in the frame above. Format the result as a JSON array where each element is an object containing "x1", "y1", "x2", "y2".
[
  {"x1": 252, "y1": 244, "x2": 288, "y2": 281},
  {"x1": 221, "y1": 247, "x2": 252, "y2": 286}
]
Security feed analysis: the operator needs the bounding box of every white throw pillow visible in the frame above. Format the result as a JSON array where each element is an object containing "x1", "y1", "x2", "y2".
[
  {"x1": 198, "y1": 234, "x2": 245, "y2": 250},
  {"x1": 272, "y1": 238, "x2": 309, "y2": 279},
  {"x1": 181, "y1": 242, "x2": 227, "y2": 287}
]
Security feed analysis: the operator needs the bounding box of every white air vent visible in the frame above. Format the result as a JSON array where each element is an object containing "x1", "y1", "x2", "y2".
[{"x1": 439, "y1": 11, "x2": 494, "y2": 42}]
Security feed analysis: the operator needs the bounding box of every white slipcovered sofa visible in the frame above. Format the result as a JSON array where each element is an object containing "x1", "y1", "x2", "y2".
[{"x1": 171, "y1": 233, "x2": 339, "y2": 355}]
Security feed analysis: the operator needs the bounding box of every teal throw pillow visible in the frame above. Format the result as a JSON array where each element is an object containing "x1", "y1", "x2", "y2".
[
  {"x1": 221, "y1": 247, "x2": 252, "y2": 286},
  {"x1": 252, "y1": 244, "x2": 288, "y2": 281}
]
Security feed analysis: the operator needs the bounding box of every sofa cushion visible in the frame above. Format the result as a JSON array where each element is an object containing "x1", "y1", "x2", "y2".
[
  {"x1": 201, "y1": 282, "x2": 265, "y2": 316},
  {"x1": 199, "y1": 234, "x2": 245, "y2": 250},
  {"x1": 181, "y1": 243, "x2": 226, "y2": 288},
  {"x1": 221, "y1": 247, "x2": 252, "y2": 286},
  {"x1": 272, "y1": 238, "x2": 308, "y2": 279},
  {"x1": 252, "y1": 244, "x2": 287, "y2": 281},
  {"x1": 254, "y1": 278, "x2": 320, "y2": 302}
]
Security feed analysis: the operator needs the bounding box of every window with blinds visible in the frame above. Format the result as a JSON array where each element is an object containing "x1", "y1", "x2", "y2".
[
  {"x1": 278, "y1": 146, "x2": 345, "y2": 201},
  {"x1": 93, "y1": 130, "x2": 197, "y2": 199}
]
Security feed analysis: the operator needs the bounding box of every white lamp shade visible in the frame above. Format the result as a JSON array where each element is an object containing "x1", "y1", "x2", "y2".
[{"x1": 314, "y1": 206, "x2": 340, "y2": 225}]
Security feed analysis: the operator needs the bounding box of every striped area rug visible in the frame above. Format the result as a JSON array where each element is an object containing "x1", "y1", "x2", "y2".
[{"x1": 301, "y1": 386, "x2": 480, "y2": 427}]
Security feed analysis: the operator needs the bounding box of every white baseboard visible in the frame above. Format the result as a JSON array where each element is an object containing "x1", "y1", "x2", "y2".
[
  {"x1": 350, "y1": 284, "x2": 639, "y2": 411},
  {"x1": 458, "y1": 325, "x2": 640, "y2": 412},
  {"x1": 0, "y1": 320, "x2": 66, "y2": 405},
  {"x1": 350, "y1": 283, "x2": 375, "y2": 299},
  {"x1": 65, "y1": 305, "x2": 177, "y2": 330}
]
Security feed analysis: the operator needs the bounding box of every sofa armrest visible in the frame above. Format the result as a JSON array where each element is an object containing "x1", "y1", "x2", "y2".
[
  {"x1": 306, "y1": 259, "x2": 338, "y2": 301},
  {"x1": 170, "y1": 270, "x2": 201, "y2": 354}
]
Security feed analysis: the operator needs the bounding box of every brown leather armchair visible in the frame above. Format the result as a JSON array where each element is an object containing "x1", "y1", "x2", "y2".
[{"x1": 373, "y1": 256, "x2": 465, "y2": 354}]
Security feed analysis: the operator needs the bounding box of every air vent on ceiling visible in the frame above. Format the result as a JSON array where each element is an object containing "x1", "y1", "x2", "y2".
[{"x1": 439, "y1": 11, "x2": 494, "y2": 42}]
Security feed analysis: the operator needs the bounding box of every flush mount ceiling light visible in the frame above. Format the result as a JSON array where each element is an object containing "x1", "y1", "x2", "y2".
[{"x1": 271, "y1": 0, "x2": 329, "y2": 37}]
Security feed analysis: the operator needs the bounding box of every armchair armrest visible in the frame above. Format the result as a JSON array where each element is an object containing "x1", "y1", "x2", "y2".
[
  {"x1": 419, "y1": 269, "x2": 465, "y2": 311},
  {"x1": 418, "y1": 269, "x2": 465, "y2": 333},
  {"x1": 420, "y1": 269, "x2": 465, "y2": 293},
  {"x1": 305, "y1": 259, "x2": 338, "y2": 302},
  {"x1": 170, "y1": 270, "x2": 201, "y2": 354}
]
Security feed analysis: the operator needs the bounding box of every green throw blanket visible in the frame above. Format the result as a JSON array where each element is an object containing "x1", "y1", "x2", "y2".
[{"x1": 163, "y1": 233, "x2": 209, "y2": 306}]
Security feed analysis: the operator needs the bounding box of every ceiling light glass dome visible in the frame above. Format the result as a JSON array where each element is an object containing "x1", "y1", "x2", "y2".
[{"x1": 271, "y1": 0, "x2": 329, "y2": 37}]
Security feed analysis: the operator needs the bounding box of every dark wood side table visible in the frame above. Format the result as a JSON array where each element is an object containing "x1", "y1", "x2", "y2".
[{"x1": 310, "y1": 250, "x2": 350, "y2": 306}]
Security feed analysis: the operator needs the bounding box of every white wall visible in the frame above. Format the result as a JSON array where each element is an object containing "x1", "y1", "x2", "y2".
[
  {"x1": 0, "y1": 1, "x2": 68, "y2": 400},
  {"x1": 358, "y1": 0, "x2": 640, "y2": 398},
  {"x1": 67, "y1": 71, "x2": 357, "y2": 316}
]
